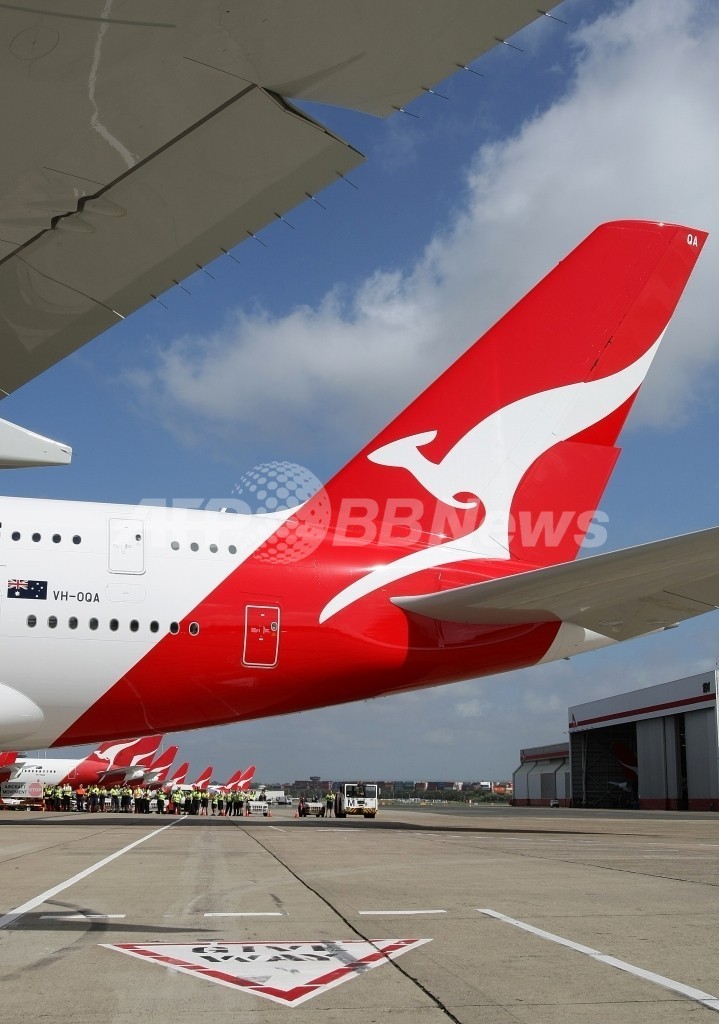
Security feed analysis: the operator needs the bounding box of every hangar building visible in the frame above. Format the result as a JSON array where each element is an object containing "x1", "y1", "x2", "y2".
[
  {"x1": 513, "y1": 671, "x2": 718, "y2": 810},
  {"x1": 512, "y1": 742, "x2": 570, "y2": 807}
]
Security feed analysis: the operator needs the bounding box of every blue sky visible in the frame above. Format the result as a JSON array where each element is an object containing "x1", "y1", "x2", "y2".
[{"x1": 8, "y1": 0, "x2": 719, "y2": 783}]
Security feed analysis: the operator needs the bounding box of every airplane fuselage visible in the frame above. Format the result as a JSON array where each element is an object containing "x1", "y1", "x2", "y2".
[{"x1": 0, "y1": 494, "x2": 568, "y2": 749}]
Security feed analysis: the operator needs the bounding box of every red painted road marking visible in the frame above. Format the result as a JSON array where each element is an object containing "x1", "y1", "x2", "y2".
[{"x1": 103, "y1": 938, "x2": 430, "y2": 1006}]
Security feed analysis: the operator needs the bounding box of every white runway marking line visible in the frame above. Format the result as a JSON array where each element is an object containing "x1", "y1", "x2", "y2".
[
  {"x1": 204, "y1": 912, "x2": 285, "y2": 917},
  {"x1": 0, "y1": 818, "x2": 182, "y2": 930},
  {"x1": 359, "y1": 910, "x2": 447, "y2": 916},
  {"x1": 479, "y1": 909, "x2": 719, "y2": 1013}
]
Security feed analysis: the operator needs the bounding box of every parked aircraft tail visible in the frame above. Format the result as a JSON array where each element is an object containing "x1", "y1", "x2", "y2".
[
  {"x1": 0, "y1": 750, "x2": 18, "y2": 783},
  {"x1": 236, "y1": 765, "x2": 256, "y2": 792},
  {"x1": 192, "y1": 766, "x2": 213, "y2": 790},
  {"x1": 144, "y1": 745, "x2": 179, "y2": 785},
  {"x1": 167, "y1": 761, "x2": 189, "y2": 788},
  {"x1": 93, "y1": 735, "x2": 163, "y2": 768},
  {"x1": 313, "y1": 221, "x2": 707, "y2": 625}
]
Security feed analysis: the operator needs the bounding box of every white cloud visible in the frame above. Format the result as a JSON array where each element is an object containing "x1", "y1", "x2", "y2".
[
  {"x1": 134, "y1": 0, "x2": 719, "y2": 456},
  {"x1": 454, "y1": 698, "x2": 492, "y2": 719}
]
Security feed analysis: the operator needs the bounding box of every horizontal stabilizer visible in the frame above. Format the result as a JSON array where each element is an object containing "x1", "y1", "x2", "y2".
[
  {"x1": 0, "y1": 416, "x2": 71, "y2": 468},
  {"x1": 392, "y1": 527, "x2": 719, "y2": 642}
]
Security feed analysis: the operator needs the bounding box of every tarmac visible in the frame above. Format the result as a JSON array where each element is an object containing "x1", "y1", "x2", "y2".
[{"x1": 0, "y1": 803, "x2": 717, "y2": 1023}]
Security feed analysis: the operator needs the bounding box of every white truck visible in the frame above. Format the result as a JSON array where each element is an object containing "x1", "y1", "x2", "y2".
[
  {"x1": 259, "y1": 789, "x2": 285, "y2": 805},
  {"x1": 334, "y1": 783, "x2": 379, "y2": 819}
]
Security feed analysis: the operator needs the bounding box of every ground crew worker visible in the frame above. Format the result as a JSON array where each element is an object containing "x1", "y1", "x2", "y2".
[
  {"x1": 99, "y1": 786, "x2": 107, "y2": 812},
  {"x1": 75, "y1": 784, "x2": 86, "y2": 812},
  {"x1": 110, "y1": 787, "x2": 120, "y2": 812},
  {"x1": 211, "y1": 793, "x2": 218, "y2": 816},
  {"x1": 326, "y1": 792, "x2": 334, "y2": 817},
  {"x1": 156, "y1": 789, "x2": 165, "y2": 814},
  {"x1": 200, "y1": 790, "x2": 209, "y2": 816}
]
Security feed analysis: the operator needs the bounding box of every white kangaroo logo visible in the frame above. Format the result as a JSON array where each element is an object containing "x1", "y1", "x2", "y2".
[
  {"x1": 95, "y1": 737, "x2": 150, "y2": 767},
  {"x1": 320, "y1": 336, "x2": 663, "y2": 624}
]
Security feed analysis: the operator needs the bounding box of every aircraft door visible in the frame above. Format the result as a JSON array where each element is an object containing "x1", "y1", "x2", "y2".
[
  {"x1": 242, "y1": 605, "x2": 280, "y2": 668},
  {"x1": 108, "y1": 519, "x2": 145, "y2": 574}
]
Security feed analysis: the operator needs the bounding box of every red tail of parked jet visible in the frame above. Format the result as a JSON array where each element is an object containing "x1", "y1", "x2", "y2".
[
  {"x1": 212, "y1": 766, "x2": 255, "y2": 793},
  {"x1": 166, "y1": 762, "x2": 189, "y2": 789},
  {"x1": 0, "y1": 751, "x2": 18, "y2": 783},
  {"x1": 192, "y1": 766, "x2": 214, "y2": 791},
  {"x1": 2, "y1": 221, "x2": 715, "y2": 750},
  {"x1": 236, "y1": 765, "x2": 256, "y2": 792},
  {"x1": 95, "y1": 735, "x2": 163, "y2": 770},
  {"x1": 142, "y1": 745, "x2": 179, "y2": 787}
]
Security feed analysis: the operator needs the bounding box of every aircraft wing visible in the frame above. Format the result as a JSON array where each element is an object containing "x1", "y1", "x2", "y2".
[
  {"x1": 0, "y1": 1, "x2": 561, "y2": 407},
  {"x1": 392, "y1": 527, "x2": 719, "y2": 643}
]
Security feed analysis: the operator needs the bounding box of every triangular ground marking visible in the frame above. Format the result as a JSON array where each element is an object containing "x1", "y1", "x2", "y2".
[{"x1": 103, "y1": 938, "x2": 431, "y2": 1006}]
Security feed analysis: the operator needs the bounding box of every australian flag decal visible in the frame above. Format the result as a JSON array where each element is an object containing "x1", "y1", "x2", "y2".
[{"x1": 7, "y1": 579, "x2": 48, "y2": 600}]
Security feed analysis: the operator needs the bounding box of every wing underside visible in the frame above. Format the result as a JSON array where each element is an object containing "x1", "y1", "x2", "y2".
[
  {"x1": 0, "y1": 0, "x2": 561, "y2": 404},
  {"x1": 392, "y1": 527, "x2": 719, "y2": 643}
]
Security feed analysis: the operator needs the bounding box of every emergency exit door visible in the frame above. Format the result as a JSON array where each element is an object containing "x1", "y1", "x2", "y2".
[{"x1": 242, "y1": 605, "x2": 280, "y2": 668}]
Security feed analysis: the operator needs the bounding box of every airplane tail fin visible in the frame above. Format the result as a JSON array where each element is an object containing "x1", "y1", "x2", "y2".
[
  {"x1": 93, "y1": 734, "x2": 163, "y2": 767},
  {"x1": 237, "y1": 765, "x2": 256, "y2": 791},
  {"x1": 168, "y1": 761, "x2": 189, "y2": 787},
  {"x1": 222, "y1": 769, "x2": 243, "y2": 790},
  {"x1": 146, "y1": 744, "x2": 178, "y2": 782},
  {"x1": 0, "y1": 751, "x2": 18, "y2": 782},
  {"x1": 307, "y1": 221, "x2": 707, "y2": 623},
  {"x1": 193, "y1": 766, "x2": 213, "y2": 790}
]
